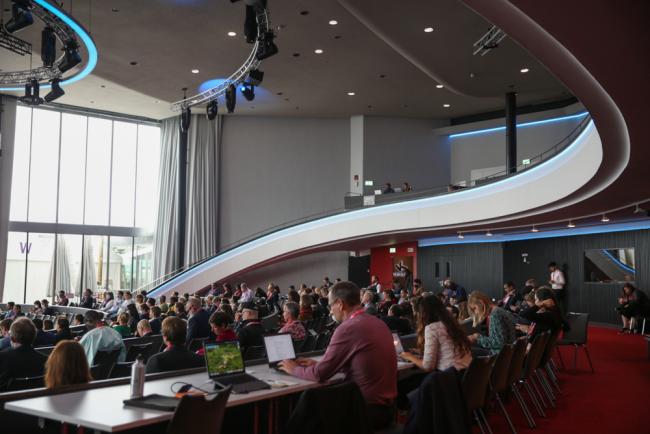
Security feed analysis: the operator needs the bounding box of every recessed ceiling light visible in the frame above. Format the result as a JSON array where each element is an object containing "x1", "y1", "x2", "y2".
[
  {"x1": 314, "y1": 49, "x2": 323, "y2": 54},
  {"x1": 329, "y1": 20, "x2": 338, "y2": 25},
  {"x1": 520, "y1": 67, "x2": 530, "y2": 73},
  {"x1": 347, "y1": 92, "x2": 355, "y2": 96},
  {"x1": 567, "y1": 221, "x2": 576, "y2": 228},
  {"x1": 424, "y1": 27, "x2": 434, "y2": 33},
  {"x1": 111, "y1": 8, "x2": 119, "y2": 12},
  {"x1": 443, "y1": 103, "x2": 450, "y2": 108},
  {"x1": 601, "y1": 214, "x2": 610, "y2": 222},
  {"x1": 436, "y1": 84, "x2": 443, "y2": 89},
  {"x1": 191, "y1": 69, "x2": 199, "y2": 74},
  {"x1": 227, "y1": 31, "x2": 237, "y2": 37},
  {"x1": 458, "y1": 232, "x2": 464, "y2": 239}
]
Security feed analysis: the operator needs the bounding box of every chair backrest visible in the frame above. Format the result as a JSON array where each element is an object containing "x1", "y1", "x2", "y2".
[
  {"x1": 93, "y1": 349, "x2": 122, "y2": 380},
  {"x1": 261, "y1": 313, "x2": 280, "y2": 333},
  {"x1": 243, "y1": 345, "x2": 266, "y2": 361},
  {"x1": 506, "y1": 337, "x2": 529, "y2": 386},
  {"x1": 187, "y1": 337, "x2": 208, "y2": 353},
  {"x1": 560, "y1": 312, "x2": 589, "y2": 345},
  {"x1": 400, "y1": 333, "x2": 417, "y2": 351},
  {"x1": 125, "y1": 342, "x2": 154, "y2": 363},
  {"x1": 490, "y1": 343, "x2": 514, "y2": 393},
  {"x1": 6, "y1": 375, "x2": 45, "y2": 391},
  {"x1": 299, "y1": 332, "x2": 317, "y2": 354},
  {"x1": 109, "y1": 362, "x2": 134, "y2": 379},
  {"x1": 166, "y1": 386, "x2": 231, "y2": 434},
  {"x1": 522, "y1": 332, "x2": 549, "y2": 378},
  {"x1": 314, "y1": 332, "x2": 331, "y2": 351},
  {"x1": 461, "y1": 355, "x2": 496, "y2": 412},
  {"x1": 35, "y1": 346, "x2": 56, "y2": 357},
  {"x1": 539, "y1": 329, "x2": 561, "y2": 366}
]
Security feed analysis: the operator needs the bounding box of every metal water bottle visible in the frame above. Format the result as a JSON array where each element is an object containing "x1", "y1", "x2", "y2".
[{"x1": 130, "y1": 354, "x2": 146, "y2": 399}]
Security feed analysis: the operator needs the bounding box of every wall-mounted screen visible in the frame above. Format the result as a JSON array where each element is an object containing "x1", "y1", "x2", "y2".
[{"x1": 584, "y1": 248, "x2": 635, "y2": 283}]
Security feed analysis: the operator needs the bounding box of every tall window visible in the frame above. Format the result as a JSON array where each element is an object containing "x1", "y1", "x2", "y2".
[{"x1": 3, "y1": 106, "x2": 161, "y2": 303}]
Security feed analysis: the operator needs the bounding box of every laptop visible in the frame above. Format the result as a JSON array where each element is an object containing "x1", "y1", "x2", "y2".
[
  {"x1": 263, "y1": 333, "x2": 296, "y2": 372},
  {"x1": 203, "y1": 340, "x2": 270, "y2": 393},
  {"x1": 392, "y1": 333, "x2": 409, "y2": 362}
]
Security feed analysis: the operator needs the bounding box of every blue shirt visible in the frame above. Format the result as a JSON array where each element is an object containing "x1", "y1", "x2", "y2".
[{"x1": 79, "y1": 326, "x2": 126, "y2": 365}]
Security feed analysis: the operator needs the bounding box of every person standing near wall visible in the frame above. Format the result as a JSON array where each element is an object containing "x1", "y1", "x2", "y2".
[{"x1": 548, "y1": 262, "x2": 566, "y2": 314}]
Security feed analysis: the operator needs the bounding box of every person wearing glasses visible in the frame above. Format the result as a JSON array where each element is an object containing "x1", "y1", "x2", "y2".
[{"x1": 279, "y1": 281, "x2": 397, "y2": 430}]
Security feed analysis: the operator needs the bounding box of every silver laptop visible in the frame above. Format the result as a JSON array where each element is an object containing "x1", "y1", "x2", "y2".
[{"x1": 264, "y1": 333, "x2": 296, "y2": 371}]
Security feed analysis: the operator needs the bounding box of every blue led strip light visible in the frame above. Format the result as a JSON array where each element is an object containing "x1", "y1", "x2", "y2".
[
  {"x1": 0, "y1": 0, "x2": 98, "y2": 91},
  {"x1": 448, "y1": 112, "x2": 589, "y2": 139},
  {"x1": 601, "y1": 249, "x2": 636, "y2": 274}
]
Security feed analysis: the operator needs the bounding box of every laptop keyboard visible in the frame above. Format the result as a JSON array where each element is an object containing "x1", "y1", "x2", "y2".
[{"x1": 218, "y1": 374, "x2": 258, "y2": 385}]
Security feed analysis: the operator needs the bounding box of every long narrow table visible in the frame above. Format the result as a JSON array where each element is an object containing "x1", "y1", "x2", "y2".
[{"x1": 4, "y1": 358, "x2": 415, "y2": 433}]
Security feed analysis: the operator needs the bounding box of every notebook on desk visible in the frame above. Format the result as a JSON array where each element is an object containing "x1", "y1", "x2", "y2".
[{"x1": 203, "y1": 340, "x2": 270, "y2": 393}]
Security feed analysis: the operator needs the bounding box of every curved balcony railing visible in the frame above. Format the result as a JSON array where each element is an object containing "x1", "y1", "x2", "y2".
[{"x1": 137, "y1": 112, "x2": 592, "y2": 294}]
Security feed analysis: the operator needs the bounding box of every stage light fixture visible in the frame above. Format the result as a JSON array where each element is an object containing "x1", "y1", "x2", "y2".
[
  {"x1": 256, "y1": 31, "x2": 278, "y2": 60},
  {"x1": 5, "y1": 0, "x2": 34, "y2": 34},
  {"x1": 206, "y1": 100, "x2": 219, "y2": 120},
  {"x1": 247, "y1": 69, "x2": 264, "y2": 86},
  {"x1": 226, "y1": 84, "x2": 237, "y2": 113},
  {"x1": 58, "y1": 42, "x2": 82, "y2": 73},
  {"x1": 18, "y1": 79, "x2": 44, "y2": 105},
  {"x1": 241, "y1": 83, "x2": 255, "y2": 101},
  {"x1": 44, "y1": 78, "x2": 65, "y2": 102},
  {"x1": 601, "y1": 215, "x2": 610, "y2": 223},
  {"x1": 244, "y1": 5, "x2": 258, "y2": 43},
  {"x1": 41, "y1": 27, "x2": 57, "y2": 68}
]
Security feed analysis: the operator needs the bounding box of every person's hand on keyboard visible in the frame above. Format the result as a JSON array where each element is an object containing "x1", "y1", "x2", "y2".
[
  {"x1": 296, "y1": 358, "x2": 317, "y2": 367},
  {"x1": 278, "y1": 359, "x2": 298, "y2": 375}
]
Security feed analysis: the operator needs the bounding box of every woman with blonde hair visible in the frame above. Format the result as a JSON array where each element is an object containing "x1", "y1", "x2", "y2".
[
  {"x1": 45, "y1": 340, "x2": 92, "y2": 389},
  {"x1": 467, "y1": 291, "x2": 517, "y2": 354}
]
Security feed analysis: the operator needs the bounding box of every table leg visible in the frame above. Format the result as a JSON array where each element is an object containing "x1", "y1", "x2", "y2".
[
  {"x1": 254, "y1": 402, "x2": 259, "y2": 434},
  {"x1": 267, "y1": 399, "x2": 274, "y2": 434}
]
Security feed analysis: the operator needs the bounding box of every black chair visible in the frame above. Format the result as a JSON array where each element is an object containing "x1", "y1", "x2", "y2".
[
  {"x1": 507, "y1": 338, "x2": 536, "y2": 429},
  {"x1": 518, "y1": 333, "x2": 549, "y2": 418},
  {"x1": 299, "y1": 330, "x2": 317, "y2": 353},
  {"x1": 461, "y1": 355, "x2": 496, "y2": 434},
  {"x1": 35, "y1": 346, "x2": 56, "y2": 357},
  {"x1": 6, "y1": 375, "x2": 45, "y2": 391},
  {"x1": 557, "y1": 312, "x2": 594, "y2": 373},
  {"x1": 243, "y1": 345, "x2": 266, "y2": 361},
  {"x1": 261, "y1": 312, "x2": 280, "y2": 333},
  {"x1": 292, "y1": 339, "x2": 305, "y2": 353},
  {"x1": 92, "y1": 348, "x2": 122, "y2": 380},
  {"x1": 187, "y1": 337, "x2": 209, "y2": 353},
  {"x1": 166, "y1": 385, "x2": 232, "y2": 434},
  {"x1": 537, "y1": 330, "x2": 562, "y2": 397},
  {"x1": 109, "y1": 361, "x2": 134, "y2": 378},
  {"x1": 125, "y1": 342, "x2": 154, "y2": 363},
  {"x1": 314, "y1": 331, "x2": 331, "y2": 351},
  {"x1": 488, "y1": 343, "x2": 516, "y2": 434}
]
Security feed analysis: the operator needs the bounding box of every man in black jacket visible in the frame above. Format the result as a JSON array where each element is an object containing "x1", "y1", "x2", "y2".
[
  {"x1": 80, "y1": 289, "x2": 95, "y2": 309},
  {"x1": 234, "y1": 302, "x2": 265, "y2": 352},
  {"x1": 0, "y1": 318, "x2": 47, "y2": 390},
  {"x1": 186, "y1": 297, "x2": 211, "y2": 344},
  {"x1": 148, "y1": 306, "x2": 163, "y2": 335},
  {"x1": 146, "y1": 317, "x2": 204, "y2": 374}
]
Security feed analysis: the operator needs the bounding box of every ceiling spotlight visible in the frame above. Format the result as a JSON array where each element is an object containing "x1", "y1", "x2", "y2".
[
  {"x1": 256, "y1": 31, "x2": 279, "y2": 60},
  {"x1": 18, "y1": 79, "x2": 44, "y2": 106},
  {"x1": 314, "y1": 49, "x2": 324, "y2": 54},
  {"x1": 191, "y1": 69, "x2": 200, "y2": 74},
  {"x1": 206, "y1": 99, "x2": 218, "y2": 120},
  {"x1": 531, "y1": 226, "x2": 539, "y2": 233},
  {"x1": 44, "y1": 78, "x2": 65, "y2": 102},
  {"x1": 486, "y1": 230, "x2": 493, "y2": 236},
  {"x1": 58, "y1": 42, "x2": 82, "y2": 73},
  {"x1": 41, "y1": 26, "x2": 57, "y2": 68},
  {"x1": 347, "y1": 92, "x2": 355, "y2": 96},
  {"x1": 5, "y1": 0, "x2": 34, "y2": 34},
  {"x1": 329, "y1": 20, "x2": 338, "y2": 25},
  {"x1": 457, "y1": 232, "x2": 464, "y2": 239},
  {"x1": 567, "y1": 221, "x2": 576, "y2": 228},
  {"x1": 601, "y1": 214, "x2": 610, "y2": 222},
  {"x1": 241, "y1": 83, "x2": 255, "y2": 101},
  {"x1": 227, "y1": 31, "x2": 237, "y2": 37},
  {"x1": 443, "y1": 103, "x2": 450, "y2": 108},
  {"x1": 520, "y1": 67, "x2": 530, "y2": 73},
  {"x1": 424, "y1": 27, "x2": 434, "y2": 33},
  {"x1": 244, "y1": 5, "x2": 258, "y2": 43},
  {"x1": 225, "y1": 84, "x2": 237, "y2": 113},
  {"x1": 247, "y1": 69, "x2": 264, "y2": 86},
  {"x1": 436, "y1": 84, "x2": 443, "y2": 89}
]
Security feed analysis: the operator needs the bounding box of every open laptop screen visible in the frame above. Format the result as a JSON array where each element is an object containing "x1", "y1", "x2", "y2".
[
  {"x1": 264, "y1": 333, "x2": 296, "y2": 364},
  {"x1": 392, "y1": 333, "x2": 404, "y2": 355},
  {"x1": 204, "y1": 340, "x2": 245, "y2": 377}
]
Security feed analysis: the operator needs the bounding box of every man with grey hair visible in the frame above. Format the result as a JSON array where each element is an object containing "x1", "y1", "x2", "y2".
[
  {"x1": 136, "y1": 319, "x2": 154, "y2": 338},
  {"x1": 186, "y1": 296, "x2": 210, "y2": 344},
  {"x1": 239, "y1": 282, "x2": 255, "y2": 303},
  {"x1": 279, "y1": 281, "x2": 397, "y2": 430},
  {"x1": 0, "y1": 318, "x2": 47, "y2": 389}
]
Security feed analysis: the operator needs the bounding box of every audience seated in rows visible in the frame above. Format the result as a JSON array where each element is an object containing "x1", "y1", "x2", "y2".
[
  {"x1": 149, "y1": 307, "x2": 163, "y2": 334},
  {"x1": 55, "y1": 317, "x2": 72, "y2": 342},
  {"x1": 137, "y1": 320, "x2": 154, "y2": 338},
  {"x1": 498, "y1": 281, "x2": 522, "y2": 313},
  {"x1": 234, "y1": 302, "x2": 265, "y2": 351},
  {"x1": 146, "y1": 317, "x2": 203, "y2": 374},
  {"x1": 79, "y1": 310, "x2": 126, "y2": 366},
  {"x1": 467, "y1": 291, "x2": 517, "y2": 354},
  {"x1": 279, "y1": 281, "x2": 397, "y2": 431},
  {"x1": 279, "y1": 301, "x2": 306, "y2": 340},
  {"x1": 113, "y1": 313, "x2": 132, "y2": 338},
  {"x1": 382, "y1": 304, "x2": 413, "y2": 335},
  {"x1": 80, "y1": 289, "x2": 95, "y2": 309},
  {"x1": 186, "y1": 297, "x2": 211, "y2": 344},
  {"x1": 32, "y1": 318, "x2": 57, "y2": 347},
  {"x1": 0, "y1": 318, "x2": 47, "y2": 389},
  {"x1": 515, "y1": 287, "x2": 563, "y2": 338},
  {"x1": 0, "y1": 319, "x2": 12, "y2": 350},
  {"x1": 55, "y1": 290, "x2": 69, "y2": 306},
  {"x1": 45, "y1": 340, "x2": 91, "y2": 389}
]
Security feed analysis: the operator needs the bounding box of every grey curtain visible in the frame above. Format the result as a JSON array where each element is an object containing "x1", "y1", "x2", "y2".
[
  {"x1": 48, "y1": 237, "x2": 72, "y2": 297},
  {"x1": 78, "y1": 239, "x2": 97, "y2": 295},
  {"x1": 0, "y1": 96, "x2": 18, "y2": 302},
  {"x1": 153, "y1": 114, "x2": 220, "y2": 280}
]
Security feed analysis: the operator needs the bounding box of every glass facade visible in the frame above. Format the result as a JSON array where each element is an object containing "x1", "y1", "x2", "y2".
[{"x1": 2, "y1": 106, "x2": 161, "y2": 303}]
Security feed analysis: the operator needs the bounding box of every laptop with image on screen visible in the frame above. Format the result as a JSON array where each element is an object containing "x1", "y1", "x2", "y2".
[
  {"x1": 263, "y1": 333, "x2": 296, "y2": 370},
  {"x1": 203, "y1": 340, "x2": 270, "y2": 393}
]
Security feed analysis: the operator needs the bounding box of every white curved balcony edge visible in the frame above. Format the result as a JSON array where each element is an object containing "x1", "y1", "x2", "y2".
[{"x1": 150, "y1": 120, "x2": 601, "y2": 297}]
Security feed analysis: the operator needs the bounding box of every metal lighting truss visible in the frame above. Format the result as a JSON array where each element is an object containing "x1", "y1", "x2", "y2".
[
  {"x1": 170, "y1": 8, "x2": 271, "y2": 111},
  {"x1": 0, "y1": 0, "x2": 81, "y2": 85},
  {"x1": 0, "y1": 28, "x2": 32, "y2": 56},
  {"x1": 473, "y1": 25, "x2": 507, "y2": 56}
]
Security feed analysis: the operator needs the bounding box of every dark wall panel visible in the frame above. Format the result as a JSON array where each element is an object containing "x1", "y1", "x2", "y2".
[{"x1": 418, "y1": 243, "x2": 503, "y2": 299}]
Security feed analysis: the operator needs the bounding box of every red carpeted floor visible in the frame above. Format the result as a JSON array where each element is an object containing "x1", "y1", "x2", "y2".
[{"x1": 483, "y1": 327, "x2": 650, "y2": 434}]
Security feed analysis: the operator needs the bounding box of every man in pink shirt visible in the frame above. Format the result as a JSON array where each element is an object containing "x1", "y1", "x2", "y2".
[{"x1": 279, "y1": 281, "x2": 397, "y2": 430}]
